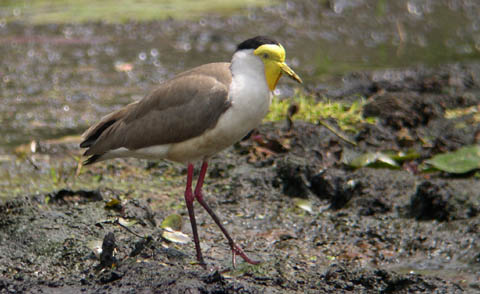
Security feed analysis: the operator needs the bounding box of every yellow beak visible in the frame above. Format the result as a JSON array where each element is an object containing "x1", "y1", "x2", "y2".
[{"x1": 278, "y1": 62, "x2": 303, "y2": 84}]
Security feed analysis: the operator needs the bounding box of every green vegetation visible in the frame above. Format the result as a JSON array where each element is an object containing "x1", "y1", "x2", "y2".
[
  {"x1": 265, "y1": 91, "x2": 376, "y2": 133},
  {"x1": 0, "y1": 0, "x2": 276, "y2": 24},
  {"x1": 445, "y1": 105, "x2": 480, "y2": 123},
  {"x1": 343, "y1": 150, "x2": 420, "y2": 169},
  {"x1": 424, "y1": 145, "x2": 480, "y2": 174}
]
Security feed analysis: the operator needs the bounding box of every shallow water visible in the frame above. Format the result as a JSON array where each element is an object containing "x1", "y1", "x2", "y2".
[{"x1": 0, "y1": 0, "x2": 479, "y2": 150}]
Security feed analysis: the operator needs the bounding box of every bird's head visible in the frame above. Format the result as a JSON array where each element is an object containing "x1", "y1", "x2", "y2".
[{"x1": 236, "y1": 36, "x2": 303, "y2": 91}]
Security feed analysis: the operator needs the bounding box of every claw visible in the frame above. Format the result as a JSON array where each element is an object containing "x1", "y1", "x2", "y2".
[{"x1": 231, "y1": 242, "x2": 260, "y2": 267}]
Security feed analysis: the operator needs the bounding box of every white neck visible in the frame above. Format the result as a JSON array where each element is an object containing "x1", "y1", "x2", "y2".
[
  {"x1": 220, "y1": 49, "x2": 271, "y2": 139},
  {"x1": 230, "y1": 49, "x2": 266, "y2": 82},
  {"x1": 228, "y1": 49, "x2": 270, "y2": 105}
]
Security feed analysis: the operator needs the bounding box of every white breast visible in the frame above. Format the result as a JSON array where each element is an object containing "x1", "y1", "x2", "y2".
[
  {"x1": 166, "y1": 50, "x2": 271, "y2": 163},
  {"x1": 215, "y1": 50, "x2": 271, "y2": 143}
]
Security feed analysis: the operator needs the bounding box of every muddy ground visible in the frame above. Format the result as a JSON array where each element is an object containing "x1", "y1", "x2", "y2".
[
  {"x1": 1, "y1": 0, "x2": 480, "y2": 293},
  {"x1": 1, "y1": 60, "x2": 480, "y2": 293}
]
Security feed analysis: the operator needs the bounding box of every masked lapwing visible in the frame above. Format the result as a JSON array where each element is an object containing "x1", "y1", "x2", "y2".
[{"x1": 80, "y1": 36, "x2": 302, "y2": 267}]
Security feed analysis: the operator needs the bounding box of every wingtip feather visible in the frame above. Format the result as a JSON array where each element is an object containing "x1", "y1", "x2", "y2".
[{"x1": 83, "y1": 154, "x2": 102, "y2": 166}]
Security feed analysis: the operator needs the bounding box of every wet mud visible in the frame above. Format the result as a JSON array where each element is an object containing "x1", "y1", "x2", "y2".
[
  {"x1": 1, "y1": 0, "x2": 480, "y2": 293},
  {"x1": 1, "y1": 61, "x2": 480, "y2": 293}
]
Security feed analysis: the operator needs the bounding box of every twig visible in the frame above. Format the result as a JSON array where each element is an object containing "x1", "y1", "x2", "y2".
[
  {"x1": 115, "y1": 218, "x2": 145, "y2": 238},
  {"x1": 25, "y1": 156, "x2": 40, "y2": 170},
  {"x1": 318, "y1": 119, "x2": 357, "y2": 146}
]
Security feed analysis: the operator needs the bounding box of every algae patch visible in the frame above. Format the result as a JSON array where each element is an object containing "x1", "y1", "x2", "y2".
[{"x1": 265, "y1": 91, "x2": 376, "y2": 133}]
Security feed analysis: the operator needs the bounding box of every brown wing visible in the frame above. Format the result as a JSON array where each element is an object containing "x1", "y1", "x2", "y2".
[{"x1": 81, "y1": 62, "x2": 232, "y2": 159}]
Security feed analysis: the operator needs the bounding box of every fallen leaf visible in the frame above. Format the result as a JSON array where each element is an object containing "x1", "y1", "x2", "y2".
[
  {"x1": 162, "y1": 229, "x2": 190, "y2": 244},
  {"x1": 105, "y1": 198, "x2": 122, "y2": 209},
  {"x1": 386, "y1": 150, "x2": 420, "y2": 162},
  {"x1": 424, "y1": 145, "x2": 480, "y2": 174},
  {"x1": 345, "y1": 151, "x2": 399, "y2": 169},
  {"x1": 118, "y1": 217, "x2": 137, "y2": 227},
  {"x1": 293, "y1": 198, "x2": 313, "y2": 213},
  {"x1": 161, "y1": 214, "x2": 183, "y2": 231}
]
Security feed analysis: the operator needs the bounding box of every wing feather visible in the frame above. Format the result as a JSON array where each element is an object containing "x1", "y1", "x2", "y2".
[{"x1": 81, "y1": 62, "x2": 232, "y2": 159}]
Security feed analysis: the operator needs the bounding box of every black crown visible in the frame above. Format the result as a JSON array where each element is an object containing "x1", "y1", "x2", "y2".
[{"x1": 236, "y1": 36, "x2": 279, "y2": 51}]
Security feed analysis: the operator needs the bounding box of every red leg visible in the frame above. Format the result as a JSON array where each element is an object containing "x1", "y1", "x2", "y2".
[
  {"x1": 184, "y1": 163, "x2": 205, "y2": 266},
  {"x1": 194, "y1": 161, "x2": 260, "y2": 266}
]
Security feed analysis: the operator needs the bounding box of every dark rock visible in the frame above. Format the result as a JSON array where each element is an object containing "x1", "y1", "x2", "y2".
[
  {"x1": 427, "y1": 117, "x2": 479, "y2": 153},
  {"x1": 322, "y1": 264, "x2": 462, "y2": 293},
  {"x1": 275, "y1": 155, "x2": 311, "y2": 198},
  {"x1": 98, "y1": 232, "x2": 116, "y2": 270},
  {"x1": 357, "y1": 198, "x2": 390, "y2": 216},
  {"x1": 129, "y1": 236, "x2": 153, "y2": 257},
  {"x1": 122, "y1": 199, "x2": 157, "y2": 227},
  {"x1": 203, "y1": 271, "x2": 224, "y2": 284},
  {"x1": 97, "y1": 270, "x2": 123, "y2": 284},
  {"x1": 48, "y1": 189, "x2": 103, "y2": 205},
  {"x1": 354, "y1": 123, "x2": 398, "y2": 150},
  {"x1": 309, "y1": 169, "x2": 362, "y2": 209},
  {"x1": 409, "y1": 181, "x2": 478, "y2": 221},
  {"x1": 363, "y1": 92, "x2": 440, "y2": 130}
]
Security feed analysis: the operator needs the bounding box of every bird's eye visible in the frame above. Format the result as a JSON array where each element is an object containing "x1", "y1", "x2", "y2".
[{"x1": 263, "y1": 53, "x2": 269, "y2": 59}]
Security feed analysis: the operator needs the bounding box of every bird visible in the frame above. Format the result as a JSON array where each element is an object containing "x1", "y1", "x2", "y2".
[{"x1": 80, "y1": 35, "x2": 302, "y2": 267}]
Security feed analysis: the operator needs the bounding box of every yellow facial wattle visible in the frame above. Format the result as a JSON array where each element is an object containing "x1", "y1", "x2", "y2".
[
  {"x1": 264, "y1": 59, "x2": 283, "y2": 91},
  {"x1": 254, "y1": 43, "x2": 303, "y2": 91}
]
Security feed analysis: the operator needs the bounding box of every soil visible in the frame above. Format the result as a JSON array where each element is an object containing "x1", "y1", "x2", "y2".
[
  {"x1": 1, "y1": 61, "x2": 480, "y2": 293},
  {"x1": 1, "y1": 0, "x2": 480, "y2": 292}
]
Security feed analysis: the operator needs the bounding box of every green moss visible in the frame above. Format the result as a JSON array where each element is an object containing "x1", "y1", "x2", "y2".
[
  {"x1": 445, "y1": 106, "x2": 480, "y2": 123},
  {"x1": 265, "y1": 91, "x2": 377, "y2": 133}
]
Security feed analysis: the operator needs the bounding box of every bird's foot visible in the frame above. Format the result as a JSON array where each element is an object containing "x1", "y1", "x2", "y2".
[{"x1": 230, "y1": 242, "x2": 261, "y2": 268}]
